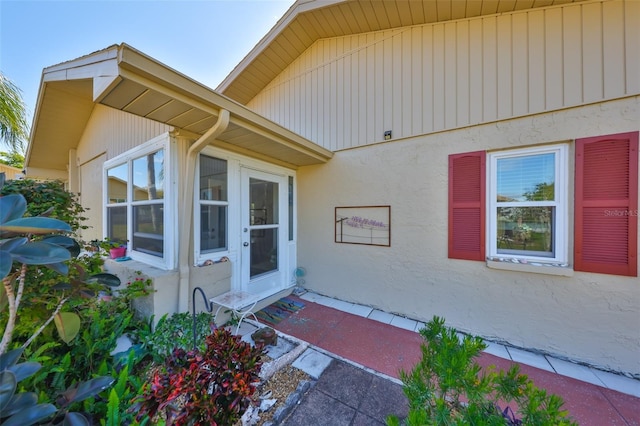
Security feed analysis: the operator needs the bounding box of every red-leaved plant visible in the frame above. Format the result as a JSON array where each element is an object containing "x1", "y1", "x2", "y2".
[{"x1": 131, "y1": 327, "x2": 264, "y2": 425}]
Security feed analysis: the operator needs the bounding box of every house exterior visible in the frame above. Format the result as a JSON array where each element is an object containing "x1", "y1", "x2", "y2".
[
  {"x1": 26, "y1": 0, "x2": 638, "y2": 378},
  {"x1": 0, "y1": 164, "x2": 23, "y2": 180}
]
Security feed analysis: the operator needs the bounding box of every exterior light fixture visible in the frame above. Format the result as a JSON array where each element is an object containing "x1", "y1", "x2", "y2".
[{"x1": 384, "y1": 130, "x2": 392, "y2": 140}]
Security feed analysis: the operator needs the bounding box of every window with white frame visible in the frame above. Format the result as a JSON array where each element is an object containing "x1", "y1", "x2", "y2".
[
  {"x1": 489, "y1": 145, "x2": 567, "y2": 262},
  {"x1": 105, "y1": 136, "x2": 171, "y2": 267},
  {"x1": 198, "y1": 155, "x2": 228, "y2": 254}
]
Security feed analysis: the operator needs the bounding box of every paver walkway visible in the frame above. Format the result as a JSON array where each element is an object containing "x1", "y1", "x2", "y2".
[{"x1": 263, "y1": 293, "x2": 640, "y2": 426}]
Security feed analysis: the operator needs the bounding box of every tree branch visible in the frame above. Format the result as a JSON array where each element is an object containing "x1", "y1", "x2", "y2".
[{"x1": 22, "y1": 295, "x2": 69, "y2": 350}]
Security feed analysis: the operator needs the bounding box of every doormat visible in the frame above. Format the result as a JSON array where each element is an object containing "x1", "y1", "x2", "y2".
[{"x1": 255, "y1": 297, "x2": 305, "y2": 326}]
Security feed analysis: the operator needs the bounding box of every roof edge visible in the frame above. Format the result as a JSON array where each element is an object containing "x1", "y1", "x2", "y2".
[{"x1": 216, "y1": 0, "x2": 344, "y2": 93}]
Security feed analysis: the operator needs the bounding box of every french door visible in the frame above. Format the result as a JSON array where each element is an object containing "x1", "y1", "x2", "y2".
[{"x1": 240, "y1": 168, "x2": 287, "y2": 296}]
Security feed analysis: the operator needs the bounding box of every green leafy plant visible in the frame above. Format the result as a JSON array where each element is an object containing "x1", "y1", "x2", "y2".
[
  {"x1": 0, "y1": 178, "x2": 88, "y2": 235},
  {"x1": 0, "y1": 173, "x2": 121, "y2": 423},
  {"x1": 387, "y1": 316, "x2": 577, "y2": 426},
  {"x1": 0, "y1": 347, "x2": 113, "y2": 425},
  {"x1": 131, "y1": 327, "x2": 265, "y2": 425},
  {"x1": 142, "y1": 312, "x2": 214, "y2": 363}
]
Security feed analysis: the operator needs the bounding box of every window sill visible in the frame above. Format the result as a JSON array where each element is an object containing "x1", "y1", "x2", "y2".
[{"x1": 486, "y1": 258, "x2": 573, "y2": 277}]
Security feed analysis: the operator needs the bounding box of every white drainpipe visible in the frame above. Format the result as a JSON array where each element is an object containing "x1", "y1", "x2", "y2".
[{"x1": 177, "y1": 109, "x2": 230, "y2": 312}]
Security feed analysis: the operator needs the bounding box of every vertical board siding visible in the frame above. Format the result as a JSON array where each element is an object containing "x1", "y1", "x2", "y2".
[
  {"x1": 249, "y1": 0, "x2": 638, "y2": 151},
  {"x1": 626, "y1": 0, "x2": 640, "y2": 94},
  {"x1": 77, "y1": 105, "x2": 170, "y2": 163}
]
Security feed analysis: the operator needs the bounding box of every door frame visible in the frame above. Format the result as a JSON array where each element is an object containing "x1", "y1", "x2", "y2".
[
  {"x1": 240, "y1": 167, "x2": 290, "y2": 296},
  {"x1": 196, "y1": 146, "x2": 296, "y2": 298}
]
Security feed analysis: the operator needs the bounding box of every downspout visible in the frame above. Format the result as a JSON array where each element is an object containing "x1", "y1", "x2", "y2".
[{"x1": 178, "y1": 109, "x2": 230, "y2": 312}]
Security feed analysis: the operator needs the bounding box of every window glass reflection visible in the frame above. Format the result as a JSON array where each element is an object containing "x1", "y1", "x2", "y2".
[
  {"x1": 250, "y1": 178, "x2": 278, "y2": 225},
  {"x1": 250, "y1": 228, "x2": 277, "y2": 278},
  {"x1": 107, "y1": 206, "x2": 127, "y2": 244},
  {"x1": 497, "y1": 153, "x2": 555, "y2": 202},
  {"x1": 133, "y1": 150, "x2": 164, "y2": 202},
  {"x1": 107, "y1": 164, "x2": 128, "y2": 203},
  {"x1": 497, "y1": 206, "x2": 554, "y2": 257},
  {"x1": 200, "y1": 156, "x2": 227, "y2": 201},
  {"x1": 200, "y1": 205, "x2": 227, "y2": 252},
  {"x1": 133, "y1": 205, "x2": 164, "y2": 257}
]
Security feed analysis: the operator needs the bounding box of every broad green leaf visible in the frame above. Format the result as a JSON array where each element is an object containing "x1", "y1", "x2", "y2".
[
  {"x1": 1, "y1": 403, "x2": 56, "y2": 426},
  {"x1": 62, "y1": 412, "x2": 91, "y2": 426},
  {"x1": 0, "y1": 237, "x2": 27, "y2": 251},
  {"x1": 0, "y1": 370, "x2": 17, "y2": 411},
  {"x1": 1, "y1": 391, "x2": 38, "y2": 417},
  {"x1": 0, "y1": 216, "x2": 72, "y2": 234},
  {"x1": 45, "y1": 261, "x2": 69, "y2": 275},
  {"x1": 0, "y1": 194, "x2": 27, "y2": 224},
  {"x1": 11, "y1": 242, "x2": 71, "y2": 265},
  {"x1": 87, "y1": 273, "x2": 121, "y2": 287},
  {"x1": 42, "y1": 235, "x2": 81, "y2": 258},
  {"x1": 52, "y1": 282, "x2": 73, "y2": 290},
  {"x1": 7, "y1": 361, "x2": 41, "y2": 382},
  {"x1": 0, "y1": 348, "x2": 24, "y2": 370},
  {"x1": 0, "y1": 249, "x2": 11, "y2": 279},
  {"x1": 54, "y1": 312, "x2": 81, "y2": 344},
  {"x1": 68, "y1": 376, "x2": 114, "y2": 404}
]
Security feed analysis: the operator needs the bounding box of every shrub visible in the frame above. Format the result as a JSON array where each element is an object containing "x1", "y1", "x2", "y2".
[
  {"x1": 387, "y1": 316, "x2": 577, "y2": 426},
  {"x1": 0, "y1": 178, "x2": 88, "y2": 234},
  {"x1": 132, "y1": 327, "x2": 264, "y2": 425},
  {"x1": 141, "y1": 312, "x2": 214, "y2": 363}
]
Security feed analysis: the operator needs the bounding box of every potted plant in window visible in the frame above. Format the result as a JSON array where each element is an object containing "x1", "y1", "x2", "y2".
[{"x1": 98, "y1": 238, "x2": 127, "y2": 259}]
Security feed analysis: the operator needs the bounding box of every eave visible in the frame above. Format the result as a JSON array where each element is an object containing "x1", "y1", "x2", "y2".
[{"x1": 26, "y1": 43, "x2": 333, "y2": 179}]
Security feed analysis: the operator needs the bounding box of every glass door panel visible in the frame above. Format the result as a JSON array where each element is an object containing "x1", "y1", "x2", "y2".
[
  {"x1": 249, "y1": 177, "x2": 279, "y2": 278},
  {"x1": 241, "y1": 169, "x2": 286, "y2": 295}
]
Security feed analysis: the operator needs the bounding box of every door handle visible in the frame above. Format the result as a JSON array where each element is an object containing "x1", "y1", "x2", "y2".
[{"x1": 243, "y1": 242, "x2": 249, "y2": 247}]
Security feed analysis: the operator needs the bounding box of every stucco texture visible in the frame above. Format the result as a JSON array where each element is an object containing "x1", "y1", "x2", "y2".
[{"x1": 296, "y1": 97, "x2": 640, "y2": 376}]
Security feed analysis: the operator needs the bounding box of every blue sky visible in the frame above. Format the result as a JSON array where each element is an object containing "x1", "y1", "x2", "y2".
[{"x1": 0, "y1": 0, "x2": 294, "y2": 131}]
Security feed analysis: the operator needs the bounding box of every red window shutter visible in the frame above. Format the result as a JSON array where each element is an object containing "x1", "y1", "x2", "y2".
[
  {"x1": 448, "y1": 151, "x2": 486, "y2": 260},
  {"x1": 575, "y1": 131, "x2": 638, "y2": 277}
]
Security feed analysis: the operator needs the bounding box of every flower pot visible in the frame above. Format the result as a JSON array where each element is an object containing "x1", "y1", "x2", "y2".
[{"x1": 109, "y1": 246, "x2": 126, "y2": 259}]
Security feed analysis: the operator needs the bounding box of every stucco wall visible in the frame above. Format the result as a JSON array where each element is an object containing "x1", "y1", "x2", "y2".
[
  {"x1": 104, "y1": 258, "x2": 234, "y2": 326},
  {"x1": 296, "y1": 97, "x2": 639, "y2": 376},
  {"x1": 104, "y1": 259, "x2": 179, "y2": 323}
]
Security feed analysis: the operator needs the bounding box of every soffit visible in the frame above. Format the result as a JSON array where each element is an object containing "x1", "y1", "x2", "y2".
[
  {"x1": 218, "y1": 0, "x2": 587, "y2": 104},
  {"x1": 27, "y1": 44, "x2": 333, "y2": 176}
]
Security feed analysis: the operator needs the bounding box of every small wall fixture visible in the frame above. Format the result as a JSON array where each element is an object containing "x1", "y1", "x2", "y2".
[{"x1": 384, "y1": 130, "x2": 392, "y2": 140}]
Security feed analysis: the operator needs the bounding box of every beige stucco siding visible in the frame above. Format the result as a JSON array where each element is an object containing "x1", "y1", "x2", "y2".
[
  {"x1": 248, "y1": 0, "x2": 639, "y2": 151},
  {"x1": 296, "y1": 97, "x2": 639, "y2": 375}
]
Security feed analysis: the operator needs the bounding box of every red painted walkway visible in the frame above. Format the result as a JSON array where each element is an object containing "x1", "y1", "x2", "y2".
[{"x1": 267, "y1": 296, "x2": 640, "y2": 426}]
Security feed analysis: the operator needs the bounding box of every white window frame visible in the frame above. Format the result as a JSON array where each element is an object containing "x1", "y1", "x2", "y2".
[
  {"x1": 195, "y1": 153, "x2": 232, "y2": 262},
  {"x1": 194, "y1": 148, "x2": 240, "y2": 265},
  {"x1": 488, "y1": 144, "x2": 568, "y2": 264},
  {"x1": 103, "y1": 133, "x2": 176, "y2": 270}
]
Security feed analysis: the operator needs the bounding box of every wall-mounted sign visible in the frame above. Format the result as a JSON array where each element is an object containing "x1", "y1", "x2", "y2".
[{"x1": 335, "y1": 205, "x2": 390, "y2": 247}]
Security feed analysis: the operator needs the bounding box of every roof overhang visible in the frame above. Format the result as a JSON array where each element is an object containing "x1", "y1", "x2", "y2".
[
  {"x1": 218, "y1": 0, "x2": 587, "y2": 104},
  {"x1": 26, "y1": 43, "x2": 333, "y2": 178}
]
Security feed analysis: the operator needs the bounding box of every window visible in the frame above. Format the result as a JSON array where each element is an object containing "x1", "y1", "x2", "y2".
[
  {"x1": 489, "y1": 145, "x2": 567, "y2": 263},
  {"x1": 288, "y1": 176, "x2": 294, "y2": 241},
  {"x1": 198, "y1": 155, "x2": 228, "y2": 254},
  {"x1": 449, "y1": 132, "x2": 638, "y2": 277},
  {"x1": 105, "y1": 135, "x2": 172, "y2": 268}
]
